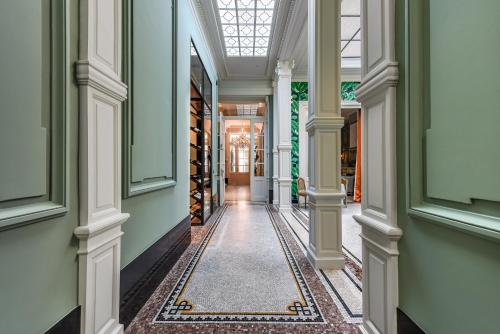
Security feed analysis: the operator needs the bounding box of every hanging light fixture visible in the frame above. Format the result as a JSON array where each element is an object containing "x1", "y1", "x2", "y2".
[{"x1": 231, "y1": 120, "x2": 250, "y2": 148}]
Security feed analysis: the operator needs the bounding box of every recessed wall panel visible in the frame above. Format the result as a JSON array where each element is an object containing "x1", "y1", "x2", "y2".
[
  {"x1": 0, "y1": 1, "x2": 47, "y2": 202},
  {"x1": 425, "y1": 0, "x2": 500, "y2": 205},
  {"x1": 124, "y1": 0, "x2": 176, "y2": 196}
]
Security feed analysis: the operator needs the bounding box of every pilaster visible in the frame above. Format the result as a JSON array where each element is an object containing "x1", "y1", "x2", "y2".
[
  {"x1": 306, "y1": 0, "x2": 345, "y2": 270},
  {"x1": 74, "y1": 1, "x2": 129, "y2": 333},
  {"x1": 275, "y1": 61, "x2": 293, "y2": 211},
  {"x1": 354, "y1": 0, "x2": 402, "y2": 333},
  {"x1": 272, "y1": 81, "x2": 279, "y2": 205}
]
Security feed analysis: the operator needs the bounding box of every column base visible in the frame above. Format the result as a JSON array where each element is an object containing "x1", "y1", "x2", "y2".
[{"x1": 307, "y1": 245, "x2": 345, "y2": 270}]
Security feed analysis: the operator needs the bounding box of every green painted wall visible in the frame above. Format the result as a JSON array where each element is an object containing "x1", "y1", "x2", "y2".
[
  {"x1": 121, "y1": 0, "x2": 218, "y2": 267},
  {"x1": 0, "y1": 1, "x2": 80, "y2": 333},
  {"x1": 396, "y1": 1, "x2": 500, "y2": 333}
]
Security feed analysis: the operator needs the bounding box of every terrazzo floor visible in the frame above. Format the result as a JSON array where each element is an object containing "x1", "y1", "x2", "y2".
[
  {"x1": 224, "y1": 185, "x2": 250, "y2": 202},
  {"x1": 126, "y1": 202, "x2": 361, "y2": 333}
]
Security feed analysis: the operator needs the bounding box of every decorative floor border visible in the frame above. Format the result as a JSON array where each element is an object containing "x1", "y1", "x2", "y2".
[
  {"x1": 278, "y1": 208, "x2": 363, "y2": 323},
  {"x1": 153, "y1": 203, "x2": 324, "y2": 324}
]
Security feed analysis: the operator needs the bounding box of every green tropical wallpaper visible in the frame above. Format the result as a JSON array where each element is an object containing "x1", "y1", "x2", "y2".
[
  {"x1": 290, "y1": 82, "x2": 359, "y2": 201},
  {"x1": 291, "y1": 82, "x2": 308, "y2": 201}
]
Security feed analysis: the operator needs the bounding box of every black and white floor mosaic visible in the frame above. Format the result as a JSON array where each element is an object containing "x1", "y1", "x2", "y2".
[
  {"x1": 154, "y1": 204, "x2": 324, "y2": 323},
  {"x1": 126, "y1": 202, "x2": 361, "y2": 333}
]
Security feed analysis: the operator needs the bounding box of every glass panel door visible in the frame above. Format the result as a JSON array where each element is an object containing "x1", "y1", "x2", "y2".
[{"x1": 250, "y1": 120, "x2": 267, "y2": 202}]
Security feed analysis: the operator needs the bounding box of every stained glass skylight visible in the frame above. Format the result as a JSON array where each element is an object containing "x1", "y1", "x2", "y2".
[
  {"x1": 341, "y1": 0, "x2": 361, "y2": 67},
  {"x1": 217, "y1": 0, "x2": 276, "y2": 57}
]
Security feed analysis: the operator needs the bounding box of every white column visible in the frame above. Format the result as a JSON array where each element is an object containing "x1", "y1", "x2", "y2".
[
  {"x1": 74, "y1": 1, "x2": 129, "y2": 333},
  {"x1": 275, "y1": 60, "x2": 293, "y2": 210},
  {"x1": 354, "y1": 1, "x2": 402, "y2": 334},
  {"x1": 272, "y1": 81, "x2": 279, "y2": 205},
  {"x1": 306, "y1": 0, "x2": 345, "y2": 270},
  {"x1": 298, "y1": 101, "x2": 309, "y2": 191}
]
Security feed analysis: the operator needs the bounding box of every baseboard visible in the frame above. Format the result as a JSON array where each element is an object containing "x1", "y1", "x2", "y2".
[
  {"x1": 45, "y1": 306, "x2": 80, "y2": 334},
  {"x1": 120, "y1": 216, "x2": 191, "y2": 328},
  {"x1": 398, "y1": 308, "x2": 426, "y2": 334}
]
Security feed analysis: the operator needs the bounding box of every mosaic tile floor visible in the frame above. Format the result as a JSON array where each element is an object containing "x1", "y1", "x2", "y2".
[
  {"x1": 126, "y1": 203, "x2": 360, "y2": 333},
  {"x1": 282, "y1": 208, "x2": 362, "y2": 323}
]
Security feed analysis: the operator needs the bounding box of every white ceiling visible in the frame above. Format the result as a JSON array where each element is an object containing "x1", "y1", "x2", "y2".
[{"x1": 192, "y1": 0, "x2": 361, "y2": 85}]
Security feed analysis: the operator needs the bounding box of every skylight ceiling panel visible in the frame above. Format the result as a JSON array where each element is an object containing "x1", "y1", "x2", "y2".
[
  {"x1": 240, "y1": 37, "x2": 255, "y2": 48},
  {"x1": 255, "y1": 24, "x2": 271, "y2": 37},
  {"x1": 341, "y1": 16, "x2": 360, "y2": 40},
  {"x1": 220, "y1": 10, "x2": 238, "y2": 24},
  {"x1": 241, "y1": 48, "x2": 254, "y2": 56},
  {"x1": 218, "y1": 0, "x2": 275, "y2": 57},
  {"x1": 239, "y1": 24, "x2": 254, "y2": 37},
  {"x1": 255, "y1": 48, "x2": 267, "y2": 56},
  {"x1": 238, "y1": 9, "x2": 255, "y2": 25},
  {"x1": 341, "y1": 0, "x2": 361, "y2": 16},
  {"x1": 225, "y1": 36, "x2": 239, "y2": 48},
  {"x1": 222, "y1": 24, "x2": 239, "y2": 36},
  {"x1": 342, "y1": 40, "x2": 361, "y2": 58},
  {"x1": 256, "y1": 0, "x2": 275, "y2": 9},
  {"x1": 226, "y1": 48, "x2": 240, "y2": 56},
  {"x1": 218, "y1": 0, "x2": 236, "y2": 9},
  {"x1": 256, "y1": 10, "x2": 273, "y2": 25},
  {"x1": 238, "y1": 0, "x2": 256, "y2": 10}
]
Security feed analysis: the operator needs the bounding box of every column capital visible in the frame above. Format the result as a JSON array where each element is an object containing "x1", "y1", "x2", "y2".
[
  {"x1": 306, "y1": 116, "x2": 344, "y2": 132},
  {"x1": 275, "y1": 59, "x2": 293, "y2": 78}
]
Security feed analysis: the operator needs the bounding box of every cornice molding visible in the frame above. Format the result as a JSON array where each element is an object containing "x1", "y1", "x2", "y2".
[
  {"x1": 355, "y1": 61, "x2": 399, "y2": 103},
  {"x1": 189, "y1": 0, "x2": 225, "y2": 78},
  {"x1": 265, "y1": 0, "x2": 296, "y2": 78},
  {"x1": 305, "y1": 116, "x2": 345, "y2": 132},
  {"x1": 277, "y1": 0, "x2": 307, "y2": 60},
  {"x1": 76, "y1": 60, "x2": 128, "y2": 101}
]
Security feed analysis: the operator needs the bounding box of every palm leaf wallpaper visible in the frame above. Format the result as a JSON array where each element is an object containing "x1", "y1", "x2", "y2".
[{"x1": 289, "y1": 82, "x2": 359, "y2": 201}]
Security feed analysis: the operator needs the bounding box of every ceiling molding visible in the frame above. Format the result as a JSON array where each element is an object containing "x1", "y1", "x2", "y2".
[
  {"x1": 265, "y1": 0, "x2": 295, "y2": 78},
  {"x1": 190, "y1": 0, "x2": 228, "y2": 78},
  {"x1": 277, "y1": 0, "x2": 306, "y2": 60}
]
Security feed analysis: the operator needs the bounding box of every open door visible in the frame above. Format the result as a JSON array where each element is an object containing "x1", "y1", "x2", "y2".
[
  {"x1": 250, "y1": 119, "x2": 267, "y2": 202},
  {"x1": 219, "y1": 115, "x2": 225, "y2": 205}
]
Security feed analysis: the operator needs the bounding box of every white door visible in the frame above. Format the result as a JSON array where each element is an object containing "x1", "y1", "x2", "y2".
[
  {"x1": 250, "y1": 119, "x2": 267, "y2": 202},
  {"x1": 219, "y1": 115, "x2": 225, "y2": 205}
]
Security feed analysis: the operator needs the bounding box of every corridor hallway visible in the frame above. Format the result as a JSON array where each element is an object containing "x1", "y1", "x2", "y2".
[{"x1": 126, "y1": 203, "x2": 361, "y2": 333}]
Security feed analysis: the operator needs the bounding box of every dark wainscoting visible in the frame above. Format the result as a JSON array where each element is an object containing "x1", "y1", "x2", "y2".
[
  {"x1": 398, "y1": 308, "x2": 426, "y2": 334},
  {"x1": 120, "y1": 216, "x2": 191, "y2": 328},
  {"x1": 45, "y1": 306, "x2": 80, "y2": 334}
]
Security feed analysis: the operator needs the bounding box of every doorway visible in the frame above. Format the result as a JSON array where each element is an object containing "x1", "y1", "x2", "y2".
[
  {"x1": 226, "y1": 119, "x2": 250, "y2": 201},
  {"x1": 219, "y1": 113, "x2": 268, "y2": 203}
]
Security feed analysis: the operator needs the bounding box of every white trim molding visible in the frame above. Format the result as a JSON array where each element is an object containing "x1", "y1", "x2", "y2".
[
  {"x1": 306, "y1": 0, "x2": 345, "y2": 270},
  {"x1": 75, "y1": 1, "x2": 129, "y2": 333},
  {"x1": 275, "y1": 60, "x2": 293, "y2": 211},
  {"x1": 354, "y1": 0, "x2": 402, "y2": 333}
]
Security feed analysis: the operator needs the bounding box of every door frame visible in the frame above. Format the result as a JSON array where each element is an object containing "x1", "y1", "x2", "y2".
[{"x1": 222, "y1": 116, "x2": 267, "y2": 203}]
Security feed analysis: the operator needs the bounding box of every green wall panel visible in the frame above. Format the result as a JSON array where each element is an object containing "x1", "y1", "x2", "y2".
[
  {"x1": 123, "y1": 0, "x2": 177, "y2": 197},
  {"x1": 121, "y1": 0, "x2": 218, "y2": 267},
  {"x1": 425, "y1": 0, "x2": 500, "y2": 205},
  {"x1": 397, "y1": 1, "x2": 500, "y2": 333},
  {"x1": 0, "y1": 1, "x2": 80, "y2": 333},
  {"x1": 0, "y1": 0, "x2": 47, "y2": 202},
  {"x1": 0, "y1": 0, "x2": 68, "y2": 229}
]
